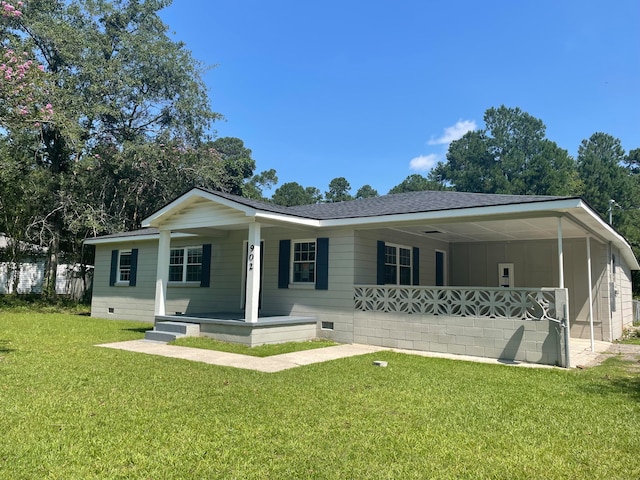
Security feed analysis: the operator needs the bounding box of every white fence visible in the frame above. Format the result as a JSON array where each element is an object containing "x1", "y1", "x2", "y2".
[{"x1": 0, "y1": 262, "x2": 92, "y2": 298}]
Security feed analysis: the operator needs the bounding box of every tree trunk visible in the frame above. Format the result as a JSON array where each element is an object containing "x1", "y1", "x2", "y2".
[{"x1": 43, "y1": 233, "x2": 59, "y2": 299}]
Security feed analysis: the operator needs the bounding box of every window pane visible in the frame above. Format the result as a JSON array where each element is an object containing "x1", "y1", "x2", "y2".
[
  {"x1": 169, "y1": 265, "x2": 183, "y2": 282},
  {"x1": 384, "y1": 265, "x2": 397, "y2": 284},
  {"x1": 187, "y1": 247, "x2": 202, "y2": 265},
  {"x1": 293, "y1": 262, "x2": 315, "y2": 282},
  {"x1": 170, "y1": 249, "x2": 184, "y2": 265},
  {"x1": 119, "y1": 252, "x2": 131, "y2": 282},
  {"x1": 399, "y1": 266, "x2": 411, "y2": 285},
  {"x1": 186, "y1": 265, "x2": 202, "y2": 282},
  {"x1": 384, "y1": 245, "x2": 396, "y2": 265},
  {"x1": 399, "y1": 248, "x2": 411, "y2": 267}
]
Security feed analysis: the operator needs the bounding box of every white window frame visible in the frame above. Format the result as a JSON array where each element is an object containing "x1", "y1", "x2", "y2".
[
  {"x1": 169, "y1": 245, "x2": 203, "y2": 284},
  {"x1": 384, "y1": 243, "x2": 413, "y2": 285},
  {"x1": 116, "y1": 250, "x2": 132, "y2": 285},
  {"x1": 291, "y1": 239, "x2": 317, "y2": 285}
]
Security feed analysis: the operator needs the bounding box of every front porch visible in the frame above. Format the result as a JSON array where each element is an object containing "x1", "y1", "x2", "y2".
[{"x1": 146, "y1": 313, "x2": 318, "y2": 347}]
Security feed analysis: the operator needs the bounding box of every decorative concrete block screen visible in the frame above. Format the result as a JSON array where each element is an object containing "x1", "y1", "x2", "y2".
[{"x1": 353, "y1": 286, "x2": 567, "y2": 366}]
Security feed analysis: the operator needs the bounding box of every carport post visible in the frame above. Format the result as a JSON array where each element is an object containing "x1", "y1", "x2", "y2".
[
  {"x1": 557, "y1": 217, "x2": 565, "y2": 288},
  {"x1": 586, "y1": 236, "x2": 595, "y2": 352}
]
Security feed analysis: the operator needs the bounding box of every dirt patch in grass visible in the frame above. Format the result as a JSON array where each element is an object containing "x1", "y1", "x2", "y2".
[{"x1": 597, "y1": 343, "x2": 640, "y2": 373}]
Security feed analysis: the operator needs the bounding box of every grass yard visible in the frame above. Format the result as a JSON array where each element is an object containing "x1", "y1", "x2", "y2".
[
  {"x1": 1, "y1": 311, "x2": 640, "y2": 479},
  {"x1": 171, "y1": 336, "x2": 337, "y2": 357}
]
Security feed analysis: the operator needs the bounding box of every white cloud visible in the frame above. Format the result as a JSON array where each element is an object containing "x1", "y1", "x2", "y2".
[
  {"x1": 428, "y1": 119, "x2": 477, "y2": 145},
  {"x1": 409, "y1": 154, "x2": 440, "y2": 172}
]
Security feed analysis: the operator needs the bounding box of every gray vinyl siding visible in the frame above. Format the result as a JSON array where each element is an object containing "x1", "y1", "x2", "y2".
[
  {"x1": 91, "y1": 240, "x2": 157, "y2": 322},
  {"x1": 91, "y1": 234, "x2": 246, "y2": 322},
  {"x1": 258, "y1": 227, "x2": 356, "y2": 343},
  {"x1": 611, "y1": 245, "x2": 633, "y2": 339}
]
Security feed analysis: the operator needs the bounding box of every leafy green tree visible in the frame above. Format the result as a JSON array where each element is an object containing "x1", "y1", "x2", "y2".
[
  {"x1": 0, "y1": 0, "x2": 223, "y2": 296},
  {"x1": 388, "y1": 174, "x2": 448, "y2": 194},
  {"x1": 325, "y1": 177, "x2": 353, "y2": 203},
  {"x1": 244, "y1": 169, "x2": 278, "y2": 200},
  {"x1": 208, "y1": 137, "x2": 255, "y2": 195},
  {"x1": 433, "y1": 106, "x2": 578, "y2": 196},
  {"x1": 272, "y1": 182, "x2": 321, "y2": 206},
  {"x1": 355, "y1": 185, "x2": 379, "y2": 199}
]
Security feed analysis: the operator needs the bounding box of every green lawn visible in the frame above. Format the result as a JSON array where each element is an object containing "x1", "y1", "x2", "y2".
[
  {"x1": 2, "y1": 311, "x2": 640, "y2": 479},
  {"x1": 171, "y1": 336, "x2": 337, "y2": 356}
]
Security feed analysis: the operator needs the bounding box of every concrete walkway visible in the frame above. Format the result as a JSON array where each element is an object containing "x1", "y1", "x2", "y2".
[
  {"x1": 98, "y1": 337, "x2": 627, "y2": 372},
  {"x1": 97, "y1": 340, "x2": 387, "y2": 373}
]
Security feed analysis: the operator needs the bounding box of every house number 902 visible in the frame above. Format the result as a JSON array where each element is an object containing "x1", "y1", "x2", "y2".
[{"x1": 249, "y1": 244, "x2": 255, "y2": 270}]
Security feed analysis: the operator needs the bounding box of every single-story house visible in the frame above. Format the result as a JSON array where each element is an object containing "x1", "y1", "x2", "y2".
[{"x1": 85, "y1": 188, "x2": 639, "y2": 367}]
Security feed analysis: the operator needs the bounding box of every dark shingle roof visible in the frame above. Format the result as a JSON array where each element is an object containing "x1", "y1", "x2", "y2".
[
  {"x1": 206, "y1": 188, "x2": 569, "y2": 220},
  {"x1": 88, "y1": 189, "x2": 572, "y2": 241}
]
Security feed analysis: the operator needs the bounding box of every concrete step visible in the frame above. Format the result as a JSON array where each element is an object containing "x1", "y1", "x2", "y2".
[
  {"x1": 154, "y1": 321, "x2": 200, "y2": 336},
  {"x1": 144, "y1": 330, "x2": 185, "y2": 342}
]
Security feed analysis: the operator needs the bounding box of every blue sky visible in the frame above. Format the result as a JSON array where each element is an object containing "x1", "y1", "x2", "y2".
[{"x1": 160, "y1": 1, "x2": 639, "y2": 196}]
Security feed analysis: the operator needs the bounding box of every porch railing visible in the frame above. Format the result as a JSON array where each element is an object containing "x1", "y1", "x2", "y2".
[{"x1": 353, "y1": 285, "x2": 565, "y2": 322}]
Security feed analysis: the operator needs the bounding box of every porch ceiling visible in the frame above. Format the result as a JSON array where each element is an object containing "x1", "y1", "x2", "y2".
[{"x1": 389, "y1": 211, "x2": 601, "y2": 244}]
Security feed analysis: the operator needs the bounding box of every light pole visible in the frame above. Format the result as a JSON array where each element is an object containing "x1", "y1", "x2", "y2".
[{"x1": 608, "y1": 199, "x2": 621, "y2": 225}]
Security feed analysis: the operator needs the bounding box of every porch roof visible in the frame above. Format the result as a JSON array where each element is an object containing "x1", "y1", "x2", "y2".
[{"x1": 85, "y1": 188, "x2": 639, "y2": 270}]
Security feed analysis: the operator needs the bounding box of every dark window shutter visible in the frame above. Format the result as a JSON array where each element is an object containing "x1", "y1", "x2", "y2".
[
  {"x1": 412, "y1": 247, "x2": 420, "y2": 286},
  {"x1": 109, "y1": 250, "x2": 118, "y2": 286},
  {"x1": 377, "y1": 241, "x2": 385, "y2": 285},
  {"x1": 200, "y1": 244, "x2": 212, "y2": 287},
  {"x1": 435, "y1": 250, "x2": 445, "y2": 286},
  {"x1": 129, "y1": 248, "x2": 139, "y2": 286},
  {"x1": 278, "y1": 240, "x2": 291, "y2": 288},
  {"x1": 316, "y1": 238, "x2": 329, "y2": 290}
]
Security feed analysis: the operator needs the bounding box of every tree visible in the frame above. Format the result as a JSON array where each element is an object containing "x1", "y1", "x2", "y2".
[
  {"x1": 388, "y1": 174, "x2": 447, "y2": 194},
  {"x1": 325, "y1": 177, "x2": 352, "y2": 203},
  {"x1": 355, "y1": 185, "x2": 379, "y2": 199},
  {"x1": 0, "y1": 0, "x2": 223, "y2": 296},
  {"x1": 244, "y1": 169, "x2": 278, "y2": 200},
  {"x1": 433, "y1": 106, "x2": 579, "y2": 195},
  {"x1": 272, "y1": 182, "x2": 321, "y2": 206},
  {"x1": 576, "y1": 132, "x2": 628, "y2": 220},
  {"x1": 208, "y1": 137, "x2": 255, "y2": 195}
]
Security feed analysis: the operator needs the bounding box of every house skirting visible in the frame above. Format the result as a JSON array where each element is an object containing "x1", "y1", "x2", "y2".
[
  {"x1": 155, "y1": 314, "x2": 318, "y2": 347},
  {"x1": 353, "y1": 311, "x2": 565, "y2": 366}
]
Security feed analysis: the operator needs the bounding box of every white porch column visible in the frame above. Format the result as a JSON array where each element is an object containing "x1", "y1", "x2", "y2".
[
  {"x1": 154, "y1": 229, "x2": 171, "y2": 316},
  {"x1": 557, "y1": 217, "x2": 564, "y2": 288},
  {"x1": 586, "y1": 236, "x2": 595, "y2": 352},
  {"x1": 558, "y1": 217, "x2": 571, "y2": 367},
  {"x1": 244, "y1": 222, "x2": 262, "y2": 323}
]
